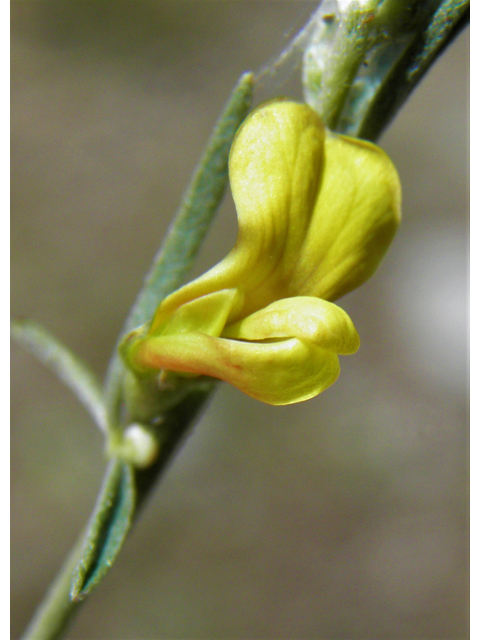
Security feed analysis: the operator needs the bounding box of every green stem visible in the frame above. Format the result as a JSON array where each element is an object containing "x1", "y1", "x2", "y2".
[
  {"x1": 103, "y1": 71, "x2": 254, "y2": 431},
  {"x1": 357, "y1": 0, "x2": 469, "y2": 140},
  {"x1": 17, "y1": 4, "x2": 469, "y2": 640},
  {"x1": 20, "y1": 389, "x2": 212, "y2": 640},
  {"x1": 311, "y1": 1, "x2": 379, "y2": 130},
  {"x1": 301, "y1": 0, "x2": 468, "y2": 140},
  {"x1": 20, "y1": 534, "x2": 87, "y2": 640}
]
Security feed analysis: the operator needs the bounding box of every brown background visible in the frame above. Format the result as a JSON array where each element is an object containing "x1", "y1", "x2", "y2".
[{"x1": 11, "y1": 2, "x2": 469, "y2": 638}]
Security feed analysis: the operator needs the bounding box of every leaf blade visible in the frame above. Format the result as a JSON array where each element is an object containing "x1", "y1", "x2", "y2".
[
  {"x1": 124, "y1": 71, "x2": 255, "y2": 332},
  {"x1": 104, "y1": 71, "x2": 255, "y2": 422},
  {"x1": 11, "y1": 319, "x2": 106, "y2": 432},
  {"x1": 356, "y1": 0, "x2": 469, "y2": 140},
  {"x1": 70, "y1": 386, "x2": 213, "y2": 601},
  {"x1": 70, "y1": 458, "x2": 136, "y2": 601}
]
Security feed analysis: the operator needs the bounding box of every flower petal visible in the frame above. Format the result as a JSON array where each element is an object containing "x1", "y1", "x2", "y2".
[
  {"x1": 151, "y1": 101, "x2": 326, "y2": 324},
  {"x1": 222, "y1": 296, "x2": 359, "y2": 355},
  {"x1": 288, "y1": 131, "x2": 401, "y2": 301},
  {"x1": 124, "y1": 296, "x2": 359, "y2": 405},
  {"x1": 151, "y1": 101, "x2": 400, "y2": 330},
  {"x1": 123, "y1": 101, "x2": 400, "y2": 406},
  {"x1": 151, "y1": 288, "x2": 242, "y2": 336},
  {"x1": 126, "y1": 331, "x2": 342, "y2": 406}
]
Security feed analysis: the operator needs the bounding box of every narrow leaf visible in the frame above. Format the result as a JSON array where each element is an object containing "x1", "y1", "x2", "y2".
[
  {"x1": 104, "y1": 71, "x2": 255, "y2": 420},
  {"x1": 70, "y1": 458, "x2": 136, "y2": 601},
  {"x1": 406, "y1": 0, "x2": 469, "y2": 83},
  {"x1": 69, "y1": 387, "x2": 212, "y2": 600},
  {"x1": 11, "y1": 319, "x2": 106, "y2": 433},
  {"x1": 356, "y1": 0, "x2": 469, "y2": 140},
  {"x1": 124, "y1": 71, "x2": 255, "y2": 332}
]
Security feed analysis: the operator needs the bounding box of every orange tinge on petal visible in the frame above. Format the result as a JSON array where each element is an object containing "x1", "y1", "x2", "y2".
[{"x1": 121, "y1": 101, "x2": 401, "y2": 405}]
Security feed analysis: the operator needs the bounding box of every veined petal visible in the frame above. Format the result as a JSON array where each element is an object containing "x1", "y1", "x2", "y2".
[
  {"x1": 288, "y1": 132, "x2": 401, "y2": 301},
  {"x1": 121, "y1": 101, "x2": 401, "y2": 406},
  {"x1": 151, "y1": 101, "x2": 326, "y2": 325},
  {"x1": 121, "y1": 289, "x2": 242, "y2": 376},
  {"x1": 151, "y1": 100, "x2": 400, "y2": 330},
  {"x1": 125, "y1": 331, "x2": 342, "y2": 406},
  {"x1": 151, "y1": 288, "x2": 242, "y2": 336},
  {"x1": 222, "y1": 296, "x2": 359, "y2": 355}
]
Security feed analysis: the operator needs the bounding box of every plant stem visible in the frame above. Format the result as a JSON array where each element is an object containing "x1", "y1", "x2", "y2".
[
  {"x1": 20, "y1": 388, "x2": 212, "y2": 640},
  {"x1": 309, "y1": 1, "x2": 378, "y2": 131},
  {"x1": 103, "y1": 72, "x2": 254, "y2": 432},
  {"x1": 17, "y1": 4, "x2": 468, "y2": 640},
  {"x1": 20, "y1": 534, "x2": 87, "y2": 640},
  {"x1": 357, "y1": 0, "x2": 469, "y2": 140},
  {"x1": 11, "y1": 320, "x2": 106, "y2": 434}
]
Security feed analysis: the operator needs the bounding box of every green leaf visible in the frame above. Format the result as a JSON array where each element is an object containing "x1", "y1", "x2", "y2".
[
  {"x1": 70, "y1": 386, "x2": 213, "y2": 601},
  {"x1": 355, "y1": 0, "x2": 469, "y2": 140},
  {"x1": 11, "y1": 319, "x2": 106, "y2": 433},
  {"x1": 104, "y1": 71, "x2": 255, "y2": 424},
  {"x1": 70, "y1": 458, "x2": 136, "y2": 601},
  {"x1": 123, "y1": 71, "x2": 255, "y2": 332},
  {"x1": 297, "y1": 0, "x2": 468, "y2": 141},
  {"x1": 65, "y1": 71, "x2": 256, "y2": 601},
  {"x1": 406, "y1": 0, "x2": 469, "y2": 82}
]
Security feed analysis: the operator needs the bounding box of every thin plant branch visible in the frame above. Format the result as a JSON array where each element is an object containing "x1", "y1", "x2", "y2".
[{"x1": 11, "y1": 319, "x2": 106, "y2": 434}]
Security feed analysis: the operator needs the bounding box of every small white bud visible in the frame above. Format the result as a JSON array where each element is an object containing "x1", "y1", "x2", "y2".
[{"x1": 122, "y1": 423, "x2": 160, "y2": 468}]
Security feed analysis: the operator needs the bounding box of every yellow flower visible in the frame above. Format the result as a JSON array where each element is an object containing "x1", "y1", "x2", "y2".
[{"x1": 121, "y1": 100, "x2": 401, "y2": 405}]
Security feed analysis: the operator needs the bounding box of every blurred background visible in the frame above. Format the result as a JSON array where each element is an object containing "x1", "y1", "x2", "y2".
[{"x1": 11, "y1": 2, "x2": 469, "y2": 639}]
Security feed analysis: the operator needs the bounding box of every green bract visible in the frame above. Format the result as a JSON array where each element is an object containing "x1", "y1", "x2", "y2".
[{"x1": 121, "y1": 100, "x2": 401, "y2": 405}]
